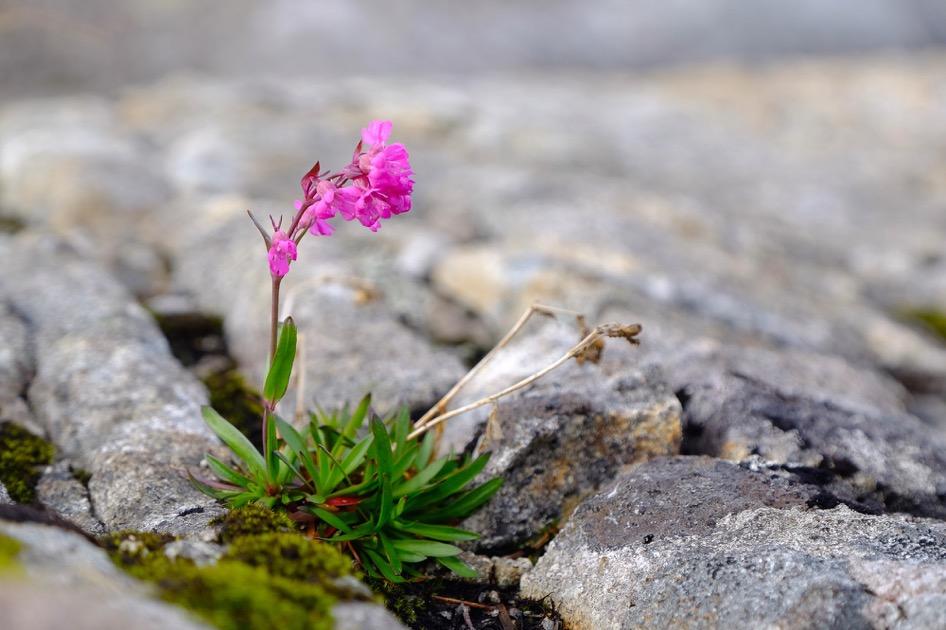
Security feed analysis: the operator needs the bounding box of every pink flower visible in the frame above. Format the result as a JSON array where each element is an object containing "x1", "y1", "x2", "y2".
[
  {"x1": 300, "y1": 180, "x2": 338, "y2": 236},
  {"x1": 267, "y1": 230, "x2": 297, "y2": 278},
  {"x1": 334, "y1": 120, "x2": 414, "y2": 231}
]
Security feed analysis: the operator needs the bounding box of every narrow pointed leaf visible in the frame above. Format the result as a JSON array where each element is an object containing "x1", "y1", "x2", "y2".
[
  {"x1": 390, "y1": 539, "x2": 461, "y2": 558},
  {"x1": 205, "y1": 454, "x2": 253, "y2": 488},
  {"x1": 437, "y1": 555, "x2": 478, "y2": 578},
  {"x1": 393, "y1": 456, "x2": 447, "y2": 498},
  {"x1": 263, "y1": 318, "x2": 297, "y2": 403},
  {"x1": 424, "y1": 477, "x2": 504, "y2": 520},
  {"x1": 392, "y1": 521, "x2": 479, "y2": 542},
  {"x1": 202, "y1": 406, "x2": 267, "y2": 480},
  {"x1": 309, "y1": 507, "x2": 353, "y2": 534}
]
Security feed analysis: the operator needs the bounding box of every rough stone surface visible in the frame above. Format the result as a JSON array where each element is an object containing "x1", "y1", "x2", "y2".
[
  {"x1": 0, "y1": 520, "x2": 209, "y2": 629},
  {"x1": 455, "y1": 322, "x2": 682, "y2": 551},
  {"x1": 331, "y1": 602, "x2": 408, "y2": 630},
  {"x1": 35, "y1": 461, "x2": 105, "y2": 536},
  {"x1": 522, "y1": 457, "x2": 946, "y2": 629},
  {"x1": 0, "y1": 234, "x2": 223, "y2": 534},
  {"x1": 668, "y1": 342, "x2": 946, "y2": 519}
]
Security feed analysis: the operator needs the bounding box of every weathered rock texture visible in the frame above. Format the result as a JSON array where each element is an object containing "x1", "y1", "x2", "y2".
[
  {"x1": 455, "y1": 322, "x2": 682, "y2": 551},
  {"x1": 522, "y1": 457, "x2": 946, "y2": 629},
  {"x1": 0, "y1": 520, "x2": 209, "y2": 630},
  {"x1": 0, "y1": 234, "x2": 222, "y2": 533},
  {"x1": 667, "y1": 342, "x2": 946, "y2": 519}
]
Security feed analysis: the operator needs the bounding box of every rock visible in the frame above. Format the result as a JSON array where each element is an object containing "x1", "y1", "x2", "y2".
[
  {"x1": 0, "y1": 483, "x2": 11, "y2": 505},
  {"x1": 522, "y1": 456, "x2": 946, "y2": 629},
  {"x1": 35, "y1": 461, "x2": 105, "y2": 536},
  {"x1": 331, "y1": 602, "x2": 408, "y2": 630},
  {"x1": 172, "y1": 209, "x2": 467, "y2": 416},
  {"x1": 0, "y1": 234, "x2": 223, "y2": 534},
  {"x1": 669, "y1": 342, "x2": 946, "y2": 518},
  {"x1": 448, "y1": 321, "x2": 681, "y2": 551},
  {"x1": 457, "y1": 551, "x2": 533, "y2": 588},
  {"x1": 162, "y1": 539, "x2": 224, "y2": 567},
  {"x1": 0, "y1": 519, "x2": 208, "y2": 630},
  {"x1": 0, "y1": 98, "x2": 172, "y2": 295}
]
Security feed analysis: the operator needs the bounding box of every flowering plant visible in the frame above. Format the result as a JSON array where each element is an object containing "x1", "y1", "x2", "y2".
[{"x1": 191, "y1": 121, "x2": 502, "y2": 581}]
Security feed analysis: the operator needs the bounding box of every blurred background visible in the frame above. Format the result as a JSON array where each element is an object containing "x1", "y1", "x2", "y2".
[{"x1": 2, "y1": 0, "x2": 946, "y2": 421}]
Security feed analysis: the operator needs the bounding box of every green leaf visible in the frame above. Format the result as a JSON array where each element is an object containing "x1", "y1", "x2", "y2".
[
  {"x1": 424, "y1": 477, "x2": 504, "y2": 521},
  {"x1": 274, "y1": 416, "x2": 321, "y2": 493},
  {"x1": 327, "y1": 521, "x2": 374, "y2": 542},
  {"x1": 202, "y1": 406, "x2": 267, "y2": 481},
  {"x1": 205, "y1": 454, "x2": 253, "y2": 488},
  {"x1": 404, "y1": 452, "x2": 491, "y2": 513},
  {"x1": 392, "y1": 521, "x2": 479, "y2": 542},
  {"x1": 390, "y1": 539, "x2": 462, "y2": 558},
  {"x1": 437, "y1": 555, "x2": 478, "y2": 578},
  {"x1": 263, "y1": 317, "x2": 297, "y2": 404},
  {"x1": 341, "y1": 394, "x2": 371, "y2": 440},
  {"x1": 371, "y1": 418, "x2": 394, "y2": 473},
  {"x1": 363, "y1": 548, "x2": 404, "y2": 583},
  {"x1": 393, "y1": 456, "x2": 447, "y2": 498},
  {"x1": 186, "y1": 472, "x2": 243, "y2": 501},
  {"x1": 327, "y1": 434, "x2": 373, "y2": 490},
  {"x1": 398, "y1": 551, "x2": 427, "y2": 563},
  {"x1": 309, "y1": 507, "x2": 352, "y2": 534},
  {"x1": 375, "y1": 474, "x2": 393, "y2": 531},
  {"x1": 379, "y1": 531, "x2": 402, "y2": 575},
  {"x1": 273, "y1": 451, "x2": 306, "y2": 487},
  {"x1": 392, "y1": 407, "x2": 410, "y2": 453},
  {"x1": 417, "y1": 430, "x2": 435, "y2": 469}
]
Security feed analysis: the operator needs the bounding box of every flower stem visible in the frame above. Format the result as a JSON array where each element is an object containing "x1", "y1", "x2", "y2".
[{"x1": 264, "y1": 277, "x2": 282, "y2": 455}]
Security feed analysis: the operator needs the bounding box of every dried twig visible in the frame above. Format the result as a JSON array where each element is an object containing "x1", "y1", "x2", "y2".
[
  {"x1": 407, "y1": 321, "x2": 641, "y2": 441},
  {"x1": 432, "y1": 595, "x2": 496, "y2": 611},
  {"x1": 414, "y1": 303, "x2": 589, "y2": 430}
]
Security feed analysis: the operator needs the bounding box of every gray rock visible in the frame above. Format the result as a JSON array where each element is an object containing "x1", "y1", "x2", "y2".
[
  {"x1": 0, "y1": 234, "x2": 223, "y2": 534},
  {"x1": 162, "y1": 539, "x2": 224, "y2": 567},
  {"x1": 448, "y1": 321, "x2": 681, "y2": 551},
  {"x1": 670, "y1": 343, "x2": 946, "y2": 518},
  {"x1": 0, "y1": 520, "x2": 208, "y2": 630},
  {"x1": 35, "y1": 461, "x2": 105, "y2": 536},
  {"x1": 457, "y1": 551, "x2": 533, "y2": 588},
  {"x1": 331, "y1": 602, "x2": 408, "y2": 630},
  {"x1": 522, "y1": 457, "x2": 946, "y2": 629},
  {"x1": 0, "y1": 483, "x2": 11, "y2": 505}
]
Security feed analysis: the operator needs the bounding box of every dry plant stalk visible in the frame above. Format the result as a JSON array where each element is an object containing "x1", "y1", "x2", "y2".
[{"x1": 408, "y1": 303, "x2": 641, "y2": 441}]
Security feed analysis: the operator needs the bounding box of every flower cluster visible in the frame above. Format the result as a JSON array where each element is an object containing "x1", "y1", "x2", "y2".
[{"x1": 263, "y1": 120, "x2": 414, "y2": 278}]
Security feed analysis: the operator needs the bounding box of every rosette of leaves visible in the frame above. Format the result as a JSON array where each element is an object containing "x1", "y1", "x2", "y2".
[{"x1": 191, "y1": 320, "x2": 502, "y2": 581}]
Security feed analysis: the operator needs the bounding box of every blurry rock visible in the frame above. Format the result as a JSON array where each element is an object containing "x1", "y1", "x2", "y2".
[
  {"x1": 35, "y1": 461, "x2": 105, "y2": 536},
  {"x1": 0, "y1": 483, "x2": 11, "y2": 505},
  {"x1": 0, "y1": 520, "x2": 208, "y2": 630},
  {"x1": 669, "y1": 343, "x2": 946, "y2": 518},
  {"x1": 457, "y1": 551, "x2": 533, "y2": 588},
  {"x1": 331, "y1": 602, "x2": 408, "y2": 630},
  {"x1": 0, "y1": 98, "x2": 172, "y2": 294},
  {"x1": 0, "y1": 234, "x2": 223, "y2": 534},
  {"x1": 522, "y1": 457, "x2": 946, "y2": 629},
  {"x1": 162, "y1": 540, "x2": 224, "y2": 567},
  {"x1": 449, "y1": 321, "x2": 681, "y2": 551}
]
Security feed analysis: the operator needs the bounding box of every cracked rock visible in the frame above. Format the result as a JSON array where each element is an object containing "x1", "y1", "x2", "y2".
[{"x1": 522, "y1": 456, "x2": 946, "y2": 629}]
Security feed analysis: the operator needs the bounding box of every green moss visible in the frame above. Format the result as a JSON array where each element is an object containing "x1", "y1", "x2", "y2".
[
  {"x1": 0, "y1": 533, "x2": 22, "y2": 573},
  {"x1": 202, "y1": 370, "x2": 264, "y2": 447},
  {"x1": 101, "y1": 530, "x2": 176, "y2": 567},
  {"x1": 72, "y1": 467, "x2": 92, "y2": 486},
  {"x1": 224, "y1": 532, "x2": 352, "y2": 583},
  {"x1": 102, "y1": 529, "x2": 343, "y2": 630},
  {"x1": 212, "y1": 505, "x2": 296, "y2": 544},
  {"x1": 906, "y1": 309, "x2": 946, "y2": 342},
  {"x1": 0, "y1": 423, "x2": 54, "y2": 503}
]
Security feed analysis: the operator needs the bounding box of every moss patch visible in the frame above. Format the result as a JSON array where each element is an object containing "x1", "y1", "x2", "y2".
[
  {"x1": 0, "y1": 423, "x2": 54, "y2": 503},
  {"x1": 103, "y1": 528, "x2": 354, "y2": 630},
  {"x1": 0, "y1": 532, "x2": 22, "y2": 573},
  {"x1": 212, "y1": 504, "x2": 296, "y2": 544},
  {"x1": 906, "y1": 309, "x2": 946, "y2": 342},
  {"x1": 202, "y1": 370, "x2": 264, "y2": 448},
  {"x1": 224, "y1": 532, "x2": 352, "y2": 582}
]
